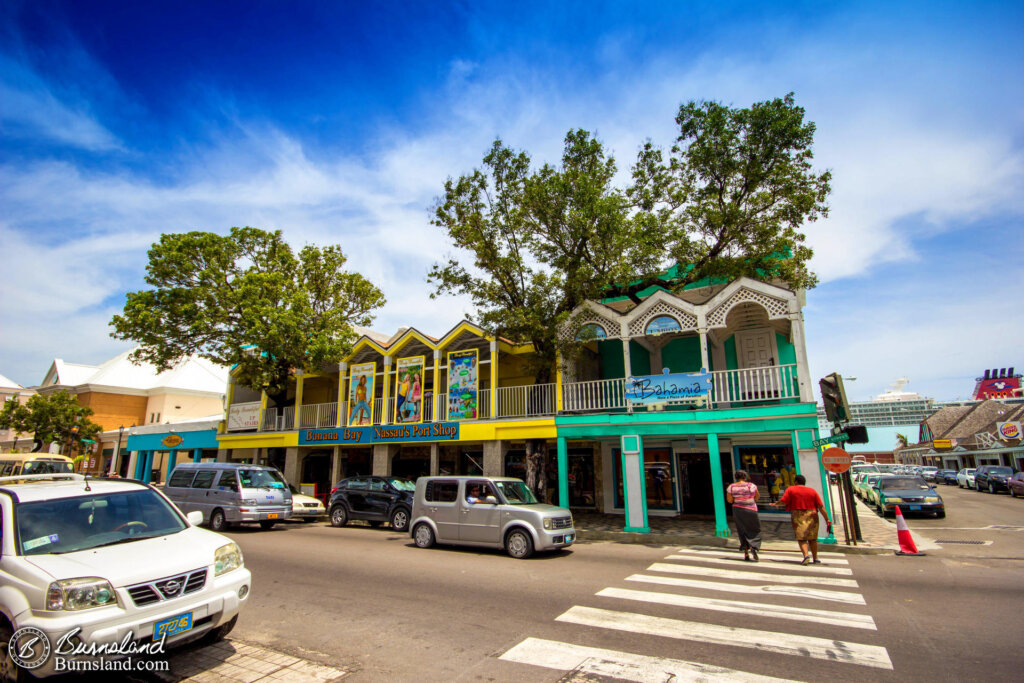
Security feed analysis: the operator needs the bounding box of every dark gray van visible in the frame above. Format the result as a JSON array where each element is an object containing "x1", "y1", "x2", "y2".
[{"x1": 164, "y1": 462, "x2": 293, "y2": 531}]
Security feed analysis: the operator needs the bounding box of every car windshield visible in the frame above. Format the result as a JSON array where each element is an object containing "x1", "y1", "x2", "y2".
[
  {"x1": 21, "y1": 460, "x2": 74, "y2": 475},
  {"x1": 986, "y1": 467, "x2": 1013, "y2": 475},
  {"x1": 852, "y1": 466, "x2": 879, "y2": 474},
  {"x1": 494, "y1": 480, "x2": 539, "y2": 505},
  {"x1": 880, "y1": 477, "x2": 929, "y2": 490},
  {"x1": 16, "y1": 489, "x2": 187, "y2": 555},
  {"x1": 239, "y1": 469, "x2": 286, "y2": 488},
  {"x1": 388, "y1": 478, "x2": 416, "y2": 492}
]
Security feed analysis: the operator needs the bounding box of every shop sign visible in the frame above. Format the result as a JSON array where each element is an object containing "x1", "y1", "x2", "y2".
[
  {"x1": 933, "y1": 439, "x2": 953, "y2": 449},
  {"x1": 348, "y1": 362, "x2": 376, "y2": 427},
  {"x1": 162, "y1": 434, "x2": 184, "y2": 448},
  {"x1": 447, "y1": 349, "x2": 479, "y2": 421},
  {"x1": 997, "y1": 421, "x2": 1022, "y2": 440},
  {"x1": 227, "y1": 403, "x2": 261, "y2": 430},
  {"x1": 299, "y1": 422, "x2": 460, "y2": 446},
  {"x1": 625, "y1": 369, "x2": 711, "y2": 404}
]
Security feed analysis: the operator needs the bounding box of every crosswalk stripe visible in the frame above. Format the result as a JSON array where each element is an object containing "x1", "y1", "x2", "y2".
[
  {"x1": 648, "y1": 562, "x2": 859, "y2": 587},
  {"x1": 682, "y1": 547, "x2": 847, "y2": 559},
  {"x1": 626, "y1": 573, "x2": 866, "y2": 605},
  {"x1": 597, "y1": 587, "x2": 876, "y2": 630},
  {"x1": 499, "y1": 637, "x2": 798, "y2": 683},
  {"x1": 556, "y1": 606, "x2": 893, "y2": 670},
  {"x1": 664, "y1": 554, "x2": 853, "y2": 575},
  {"x1": 671, "y1": 547, "x2": 849, "y2": 566}
]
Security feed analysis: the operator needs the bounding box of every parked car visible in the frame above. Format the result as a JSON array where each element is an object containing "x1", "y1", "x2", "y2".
[
  {"x1": 873, "y1": 475, "x2": 945, "y2": 518},
  {"x1": 974, "y1": 465, "x2": 1016, "y2": 494},
  {"x1": 920, "y1": 467, "x2": 940, "y2": 482},
  {"x1": 409, "y1": 476, "x2": 575, "y2": 559},
  {"x1": 940, "y1": 470, "x2": 959, "y2": 485},
  {"x1": 1009, "y1": 472, "x2": 1024, "y2": 498},
  {"x1": 860, "y1": 474, "x2": 889, "y2": 507},
  {"x1": 288, "y1": 484, "x2": 326, "y2": 521},
  {"x1": 328, "y1": 476, "x2": 416, "y2": 531},
  {"x1": 956, "y1": 468, "x2": 976, "y2": 489},
  {"x1": 0, "y1": 474, "x2": 251, "y2": 678},
  {"x1": 163, "y1": 463, "x2": 292, "y2": 531}
]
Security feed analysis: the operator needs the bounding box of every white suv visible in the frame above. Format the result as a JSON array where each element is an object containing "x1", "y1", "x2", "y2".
[{"x1": 0, "y1": 475, "x2": 252, "y2": 678}]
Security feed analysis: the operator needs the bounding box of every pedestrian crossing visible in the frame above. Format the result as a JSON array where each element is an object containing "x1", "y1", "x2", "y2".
[{"x1": 497, "y1": 546, "x2": 892, "y2": 680}]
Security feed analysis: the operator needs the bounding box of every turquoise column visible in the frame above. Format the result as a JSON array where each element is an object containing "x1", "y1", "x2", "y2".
[
  {"x1": 707, "y1": 433, "x2": 730, "y2": 537},
  {"x1": 621, "y1": 435, "x2": 649, "y2": 533},
  {"x1": 167, "y1": 450, "x2": 178, "y2": 478},
  {"x1": 133, "y1": 452, "x2": 145, "y2": 480},
  {"x1": 141, "y1": 451, "x2": 154, "y2": 483},
  {"x1": 556, "y1": 437, "x2": 569, "y2": 508},
  {"x1": 192, "y1": 448, "x2": 202, "y2": 463}
]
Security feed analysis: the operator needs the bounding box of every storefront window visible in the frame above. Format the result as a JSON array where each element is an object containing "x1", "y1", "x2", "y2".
[
  {"x1": 612, "y1": 448, "x2": 676, "y2": 510},
  {"x1": 392, "y1": 446, "x2": 430, "y2": 481},
  {"x1": 568, "y1": 449, "x2": 595, "y2": 507},
  {"x1": 735, "y1": 445, "x2": 796, "y2": 503}
]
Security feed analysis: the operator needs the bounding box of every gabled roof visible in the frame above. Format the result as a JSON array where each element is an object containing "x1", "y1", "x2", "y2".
[
  {"x1": 922, "y1": 405, "x2": 972, "y2": 437},
  {"x1": 0, "y1": 373, "x2": 24, "y2": 390},
  {"x1": 42, "y1": 359, "x2": 98, "y2": 387},
  {"x1": 38, "y1": 348, "x2": 229, "y2": 396}
]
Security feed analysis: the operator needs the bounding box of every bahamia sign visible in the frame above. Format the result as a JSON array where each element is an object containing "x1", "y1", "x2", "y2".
[{"x1": 625, "y1": 369, "x2": 713, "y2": 405}]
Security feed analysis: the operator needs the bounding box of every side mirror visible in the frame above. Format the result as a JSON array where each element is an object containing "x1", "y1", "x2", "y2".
[
  {"x1": 187, "y1": 510, "x2": 203, "y2": 526},
  {"x1": 484, "y1": 496, "x2": 498, "y2": 505}
]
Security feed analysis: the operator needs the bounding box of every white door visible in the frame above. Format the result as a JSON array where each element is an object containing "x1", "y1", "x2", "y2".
[{"x1": 735, "y1": 329, "x2": 778, "y2": 399}]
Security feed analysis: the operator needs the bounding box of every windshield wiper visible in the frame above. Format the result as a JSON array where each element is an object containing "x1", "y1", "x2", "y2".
[{"x1": 56, "y1": 533, "x2": 171, "y2": 552}]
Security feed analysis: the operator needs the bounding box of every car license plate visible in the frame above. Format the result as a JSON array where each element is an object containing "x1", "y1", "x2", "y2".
[
  {"x1": 910, "y1": 505, "x2": 921, "y2": 510},
  {"x1": 153, "y1": 612, "x2": 193, "y2": 640},
  {"x1": 267, "y1": 513, "x2": 279, "y2": 519},
  {"x1": 564, "y1": 534, "x2": 574, "y2": 543}
]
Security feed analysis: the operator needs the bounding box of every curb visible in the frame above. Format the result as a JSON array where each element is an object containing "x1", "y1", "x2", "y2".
[{"x1": 576, "y1": 529, "x2": 892, "y2": 554}]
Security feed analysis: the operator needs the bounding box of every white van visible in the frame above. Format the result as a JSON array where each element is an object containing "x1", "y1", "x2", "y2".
[{"x1": 163, "y1": 463, "x2": 292, "y2": 531}]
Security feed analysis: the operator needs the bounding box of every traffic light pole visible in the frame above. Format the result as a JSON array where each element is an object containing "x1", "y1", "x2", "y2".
[{"x1": 832, "y1": 421, "x2": 863, "y2": 544}]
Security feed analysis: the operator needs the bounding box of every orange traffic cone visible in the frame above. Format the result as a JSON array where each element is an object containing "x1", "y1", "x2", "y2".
[{"x1": 894, "y1": 505, "x2": 925, "y2": 556}]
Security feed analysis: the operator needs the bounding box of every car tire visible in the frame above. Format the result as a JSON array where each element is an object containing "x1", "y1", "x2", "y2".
[
  {"x1": 989, "y1": 483, "x2": 997, "y2": 494},
  {"x1": 0, "y1": 618, "x2": 30, "y2": 682},
  {"x1": 505, "y1": 528, "x2": 535, "y2": 559},
  {"x1": 976, "y1": 482, "x2": 983, "y2": 492},
  {"x1": 390, "y1": 507, "x2": 410, "y2": 532},
  {"x1": 210, "y1": 508, "x2": 228, "y2": 532},
  {"x1": 413, "y1": 523, "x2": 435, "y2": 548},
  {"x1": 201, "y1": 615, "x2": 237, "y2": 645},
  {"x1": 259, "y1": 520, "x2": 276, "y2": 530},
  {"x1": 1012, "y1": 487, "x2": 1018, "y2": 498},
  {"x1": 936, "y1": 510, "x2": 946, "y2": 518},
  {"x1": 330, "y1": 505, "x2": 348, "y2": 527}
]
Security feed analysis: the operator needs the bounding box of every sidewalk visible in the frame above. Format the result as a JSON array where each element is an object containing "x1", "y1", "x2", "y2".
[
  {"x1": 153, "y1": 638, "x2": 346, "y2": 683},
  {"x1": 573, "y1": 485, "x2": 938, "y2": 554}
]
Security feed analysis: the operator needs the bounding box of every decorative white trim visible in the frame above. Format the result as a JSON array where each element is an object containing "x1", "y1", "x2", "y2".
[{"x1": 706, "y1": 287, "x2": 791, "y2": 330}]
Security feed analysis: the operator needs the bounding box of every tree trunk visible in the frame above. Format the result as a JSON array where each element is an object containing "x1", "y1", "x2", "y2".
[{"x1": 524, "y1": 438, "x2": 547, "y2": 503}]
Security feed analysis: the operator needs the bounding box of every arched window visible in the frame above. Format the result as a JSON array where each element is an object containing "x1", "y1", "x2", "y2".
[
  {"x1": 576, "y1": 323, "x2": 608, "y2": 341},
  {"x1": 644, "y1": 315, "x2": 681, "y2": 336}
]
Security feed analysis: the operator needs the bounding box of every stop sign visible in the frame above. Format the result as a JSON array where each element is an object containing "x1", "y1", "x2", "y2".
[{"x1": 821, "y1": 447, "x2": 852, "y2": 473}]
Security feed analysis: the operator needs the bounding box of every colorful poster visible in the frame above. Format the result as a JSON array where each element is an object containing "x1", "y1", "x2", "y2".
[
  {"x1": 394, "y1": 356, "x2": 425, "y2": 424},
  {"x1": 447, "y1": 349, "x2": 479, "y2": 421},
  {"x1": 347, "y1": 362, "x2": 376, "y2": 427}
]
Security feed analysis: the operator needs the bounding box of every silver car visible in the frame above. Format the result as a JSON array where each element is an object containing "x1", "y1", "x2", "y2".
[
  {"x1": 409, "y1": 476, "x2": 575, "y2": 559},
  {"x1": 164, "y1": 463, "x2": 293, "y2": 531}
]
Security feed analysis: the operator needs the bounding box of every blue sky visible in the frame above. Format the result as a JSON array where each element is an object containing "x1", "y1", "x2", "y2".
[{"x1": 1, "y1": 1, "x2": 1022, "y2": 402}]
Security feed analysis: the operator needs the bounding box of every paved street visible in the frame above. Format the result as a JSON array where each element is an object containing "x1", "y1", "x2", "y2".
[{"x1": 154, "y1": 487, "x2": 1024, "y2": 683}]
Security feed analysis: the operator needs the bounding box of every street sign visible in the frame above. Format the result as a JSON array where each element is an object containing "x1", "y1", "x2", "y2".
[
  {"x1": 812, "y1": 432, "x2": 850, "y2": 448},
  {"x1": 821, "y1": 447, "x2": 852, "y2": 473}
]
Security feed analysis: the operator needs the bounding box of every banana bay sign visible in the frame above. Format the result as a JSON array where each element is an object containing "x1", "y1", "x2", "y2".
[
  {"x1": 625, "y1": 369, "x2": 713, "y2": 405},
  {"x1": 300, "y1": 422, "x2": 460, "y2": 445}
]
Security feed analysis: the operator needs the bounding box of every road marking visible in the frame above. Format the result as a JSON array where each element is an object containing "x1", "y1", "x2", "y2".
[
  {"x1": 626, "y1": 573, "x2": 866, "y2": 605},
  {"x1": 597, "y1": 587, "x2": 876, "y2": 630},
  {"x1": 682, "y1": 547, "x2": 847, "y2": 559},
  {"x1": 499, "y1": 637, "x2": 797, "y2": 683},
  {"x1": 664, "y1": 553, "x2": 853, "y2": 576},
  {"x1": 555, "y1": 606, "x2": 892, "y2": 670},
  {"x1": 671, "y1": 547, "x2": 849, "y2": 566},
  {"x1": 648, "y1": 562, "x2": 859, "y2": 588}
]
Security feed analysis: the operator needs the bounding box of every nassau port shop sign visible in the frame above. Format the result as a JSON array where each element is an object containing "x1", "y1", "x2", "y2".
[{"x1": 299, "y1": 422, "x2": 460, "y2": 446}]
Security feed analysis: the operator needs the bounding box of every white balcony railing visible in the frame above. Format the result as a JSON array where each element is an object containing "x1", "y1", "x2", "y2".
[
  {"x1": 298, "y1": 402, "x2": 338, "y2": 429},
  {"x1": 496, "y1": 384, "x2": 556, "y2": 418},
  {"x1": 562, "y1": 378, "x2": 627, "y2": 413}
]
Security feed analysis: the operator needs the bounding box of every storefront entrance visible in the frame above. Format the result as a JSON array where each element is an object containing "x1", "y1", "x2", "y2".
[{"x1": 392, "y1": 446, "x2": 430, "y2": 480}]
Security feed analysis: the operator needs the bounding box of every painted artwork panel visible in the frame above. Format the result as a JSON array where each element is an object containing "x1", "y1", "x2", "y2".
[
  {"x1": 347, "y1": 362, "x2": 376, "y2": 427},
  {"x1": 395, "y1": 355, "x2": 425, "y2": 424},
  {"x1": 447, "y1": 349, "x2": 479, "y2": 421}
]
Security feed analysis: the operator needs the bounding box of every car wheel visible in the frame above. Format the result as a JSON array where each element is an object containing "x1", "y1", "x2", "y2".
[
  {"x1": 506, "y1": 528, "x2": 535, "y2": 559},
  {"x1": 989, "y1": 483, "x2": 997, "y2": 494},
  {"x1": 413, "y1": 523, "x2": 435, "y2": 548},
  {"x1": 0, "y1": 618, "x2": 30, "y2": 682},
  {"x1": 259, "y1": 520, "x2": 276, "y2": 530},
  {"x1": 936, "y1": 510, "x2": 946, "y2": 518},
  {"x1": 210, "y1": 508, "x2": 228, "y2": 532},
  {"x1": 390, "y1": 507, "x2": 410, "y2": 532},
  {"x1": 330, "y1": 505, "x2": 348, "y2": 527},
  {"x1": 1011, "y1": 487, "x2": 1019, "y2": 498},
  {"x1": 201, "y1": 615, "x2": 238, "y2": 645},
  {"x1": 976, "y1": 482, "x2": 983, "y2": 492}
]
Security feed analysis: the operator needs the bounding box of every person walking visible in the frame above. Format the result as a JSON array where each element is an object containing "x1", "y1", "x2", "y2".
[
  {"x1": 726, "y1": 470, "x2": 761, "y2": 561},
  {"x1": 774, "y1": 474, "x2": 831, "y2": 565}
]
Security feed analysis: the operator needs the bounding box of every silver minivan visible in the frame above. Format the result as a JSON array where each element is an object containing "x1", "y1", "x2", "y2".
[
  {"x1": 164, "y1": 462, "x2": 293, "y2": 531},
  {"x1": 409, "y1": 476, "x2": 575, "y2": 558}
]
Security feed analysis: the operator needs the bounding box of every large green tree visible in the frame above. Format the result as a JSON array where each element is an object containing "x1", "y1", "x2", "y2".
[
  {"x1": 110, "y1": 227, "x2": 386, "y2": 398},
  {"x1": 0, "y1": 390, "x2": 102, "y2": 456},
  {"x1": 429, "y1": 94, "x2": 830, "y2": 497}
]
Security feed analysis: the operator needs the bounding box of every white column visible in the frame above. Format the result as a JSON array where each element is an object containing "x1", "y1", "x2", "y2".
[
  {"x1": 336, "y1": 362, "x2": 348, "y2": 427},
  {"x1": 622, "y1": 337, "x2": 633, "y2": 414},
  {"x1": 789, "y1": 313, "x2": 814, "y2": 402},
  {"x1": 698, "y1": 327, "x2": 710, "y2": 371},
  {"x1": 489, "y1": 339, "x2": 498, "y2": 419},
  {"x1": 381, "y1": 356, "x2": 392, "y2": 425},
  {"x1": 432, "y1": 349, "x2": 442, "y2": 422}
]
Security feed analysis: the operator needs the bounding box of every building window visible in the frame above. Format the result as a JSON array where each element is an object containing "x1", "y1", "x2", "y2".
[
  {"x1": 576, "y1": 323, "x2": 608, "y2": 341},
  {"x1": 645, "y1": 315, "x2": 682, "y2": 336}
]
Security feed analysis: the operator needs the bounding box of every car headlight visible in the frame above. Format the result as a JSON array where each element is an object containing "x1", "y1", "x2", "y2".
[
  {"x1": 924, "y1": 497, "x2": 940, "y2": 503},
  {"x1": 543, "y1": 518, "x2": 553, "y2": 530},
  {"x1": 885, "y1": 497, "x2": 903, "y2": 504},
  {"x1": 46, "y1": 577, "x2": 117, "y2": 611},
  {"x1": 215, "y1": 542, "x2": 244, "y2": 576}
]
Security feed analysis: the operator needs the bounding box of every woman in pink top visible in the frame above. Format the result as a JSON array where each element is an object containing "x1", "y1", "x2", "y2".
[{"x1": 726, "y1": 470, "x2": 761, "y2": 561}]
